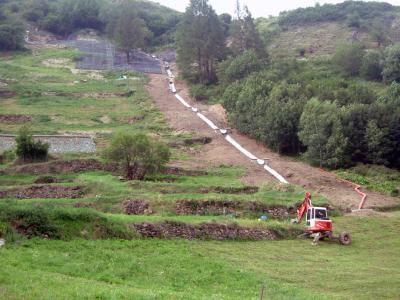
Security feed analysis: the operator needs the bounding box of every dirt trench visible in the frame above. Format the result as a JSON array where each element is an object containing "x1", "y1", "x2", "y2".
[
  {"x1": 133, "y1": 221, "x2": 281, "y2": 241},
  {"x1": 146, "y1": 73, "x2": 399, "y2": 209},
  {"x1": 0, "y1": 114, "x2": 32, "y2": 123},
  {"x1": 0, "y1": 185, "x2": 84, "y2": 199}
]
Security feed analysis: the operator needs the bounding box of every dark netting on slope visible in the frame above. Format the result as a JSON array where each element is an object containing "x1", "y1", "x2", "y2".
[{"x1": 63, "y1": 39, "x2": 162, "y2": 74}]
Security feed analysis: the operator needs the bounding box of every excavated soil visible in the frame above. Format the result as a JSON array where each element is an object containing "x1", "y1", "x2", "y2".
[
  {"x1": 41, "y1": 91, "x2": 130, "y2": 98},
  {"x1": 154, "y1": 185, "x2": 258, "y2": 195},
  {"x1": 175, "y1": 199, "x2": 295, "y2": 217},
  {"x1": 11, "y1": 159, "x2": 115, "y2": 174},
  {"x1": 175, "y1": 200, "x2": 240, "y2": 215},
  {"x1": 0, "y1": 91, "x2": 17, "y2": 98},
  {"x1": 0, "y1": 185, "x2": 83, "y2": 199},
  {"x1": 163, "y1": 166, "x2": 207, "y2": 176},
  {"x1": 147, "y1": 73, "x2": 399, "y2": 209},
  {"x1": 122, "y1": 199, "x2": 153, "y2": 215},
  {"x1": 0, "y1": 114, "x2": 32, "y2": 123},
  {"x1": 34, "y1": 176, "x2": 61, "y2": 184},
  {"x1": 199, "y1": 186, "x2": 259, "y2": 194},
  {"x1": 133, "y1": 221, "x2": 279, "y2": 241}
]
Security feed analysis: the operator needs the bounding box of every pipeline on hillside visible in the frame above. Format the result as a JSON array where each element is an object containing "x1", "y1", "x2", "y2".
[{"x1": 166, "y1": 69, "x2": 289, "y2": 185}]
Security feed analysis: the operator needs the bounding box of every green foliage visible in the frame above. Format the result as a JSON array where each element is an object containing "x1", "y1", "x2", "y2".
[
  {"x1": 15, "y1": 127, "x2": 49, "y2": 163},
  {"x1": 299, "y1": 98, "x2": 348, "y2": 168},
  {"x1": 0, "y1": 20, "x2": 24, "y2": 51},
  {"x1": 278, "y1": 1, "x2": 396, "y2": 27},
  {"x1": 383, "y1": 44, "x2": 400, "y2": 83},
  {"x1": 230, "y1": 2, "x2": 266, "y2": 57},
  {"x1": 336, "y1": 164, "x2": 400, "y2": 196},
  {"x1": 360, "y1": 50, "x2": 383, "y2": 81},
  {"x1": 104, "y1": 132, "x2": 170, "y2": 180},
  {"x1": 176, "y1": 0, "x2": 226, "y2": 84},
  {"x1": 217, "y1": 50, "x2": 265, "y2": 85},
  {"x1": 333, "y1": 43, "x2": 364, "y2": 76},
  {"x1": 105, "y1": 2, "x2": 151, "y2": 61}
]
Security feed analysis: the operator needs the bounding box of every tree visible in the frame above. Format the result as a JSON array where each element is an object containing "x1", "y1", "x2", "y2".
[
  {"x1": 298, "y1": 99, "x2": 348, "y2": 168},
  {"x1": 105, "y1": 2, "x2": 151, "y2": 63},
  {"x1": 333, "y1": 43, "x2": 364, "y2": 76},
  {"x1": 230, "y1": 0, "x2": 265, "y2": 57},
  {"x1": 104, "y1": 132, "x2": 170, "y2": 180},
  {"x1": 219, "y1": 13, "x2": 232, "y2": 38},
  {"x1": 365, "y1": 120, "x2": 389, "y2": 165},
  {"x1": 15, "y1": 127, "x2": 49, "y2": 163},
  {"x1": 0, "y1": 22, "x2": 24, "y2": 51},
  {"x1": 383, "y1": 44, "x2": 400, "y2": 83},
  {"x1": 360, "y1": 50, "x2": 383, "y2": 81},
  {"x1": 176, "y1": 0, "x2": 226, "y2": 84},
  {"x1": 217, "y1": 50, "x2": 265, "y2": 85}
]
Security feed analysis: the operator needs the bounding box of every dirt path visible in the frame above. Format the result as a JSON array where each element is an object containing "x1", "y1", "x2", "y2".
[{"x1": 146, "y1": 73, "x2": 399, "y2": 210}]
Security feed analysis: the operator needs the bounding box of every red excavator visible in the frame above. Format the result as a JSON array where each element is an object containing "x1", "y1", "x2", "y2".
[{"x1": 292, "y1": 192, "x2": 352, "y2": 245}]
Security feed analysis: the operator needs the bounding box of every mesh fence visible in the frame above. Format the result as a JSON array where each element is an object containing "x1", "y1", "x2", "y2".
[{"x1": 63, "y1": 39, "x2": 162, "y2": 74}]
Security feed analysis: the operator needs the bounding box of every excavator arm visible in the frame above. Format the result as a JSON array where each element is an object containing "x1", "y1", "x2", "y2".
[{"x1": 293, "y1": 192, "x2": 312, "y2": 224}]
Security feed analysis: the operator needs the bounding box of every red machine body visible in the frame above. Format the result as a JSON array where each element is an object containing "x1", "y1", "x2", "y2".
[
  {"x1": 293, "y1": 192, "x2": 351, "y2": 245},
  {"x1": 295, "y1": 192, "x2": 333, "y2": 233}
]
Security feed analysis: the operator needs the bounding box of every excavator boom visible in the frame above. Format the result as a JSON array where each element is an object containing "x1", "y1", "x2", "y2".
[{"x1": 294, "y1": 192, "x2": 312, "y2": 223}]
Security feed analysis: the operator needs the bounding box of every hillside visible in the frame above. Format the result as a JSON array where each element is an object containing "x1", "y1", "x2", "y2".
[
  {"x1": 1, "y1": 1, "x2": 400, "y2": 299},
  {"x1": 258, "y1": 1, "x2": 400, "y2": 58}
]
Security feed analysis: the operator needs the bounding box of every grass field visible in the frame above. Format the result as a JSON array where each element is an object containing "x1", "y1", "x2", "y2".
[
  {"x1": 0, "y1": 212, "x2": 399, "y2": 299},
  {"x1": 1, "y1": 47, "x2": 400, "y2": 299}
]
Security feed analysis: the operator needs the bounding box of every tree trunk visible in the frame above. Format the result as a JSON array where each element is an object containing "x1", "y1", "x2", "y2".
[{"x1": 126, "y1": 51, "x2": 130, "y2": 64}]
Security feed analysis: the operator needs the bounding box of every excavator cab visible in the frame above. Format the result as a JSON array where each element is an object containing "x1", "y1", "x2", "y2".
[{"x1": 306, "y1": 207, "x2": 332, "y2": 233}]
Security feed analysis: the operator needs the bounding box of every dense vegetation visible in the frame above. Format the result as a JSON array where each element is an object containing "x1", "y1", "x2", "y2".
[
  {"x1": 278, "y1": 1, "x2": 398, "y2": 28},
  {"x1": 175, "y1": 0, "x2": 400, "y2": 170},
  {"x1": 0, "y1": 0, "x2": 181, "y2": 49}
]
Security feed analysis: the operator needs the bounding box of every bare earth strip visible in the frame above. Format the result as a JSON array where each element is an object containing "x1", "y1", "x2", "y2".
[{"x1": 147, "y1": 73, "x2": 399, "y2": 209}]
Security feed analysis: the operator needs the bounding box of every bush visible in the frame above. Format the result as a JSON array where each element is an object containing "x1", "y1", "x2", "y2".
[
  {"x1": 217, "y1": 50, "x2": 265, "y2": 85},
  {"x1": 104, "y1": 132, "x2": 170, "y2": 180},
  {"x1": 189, "y1": 84, "x2": 210, "y2": 101},
  {"x1": 3, "y1": 207, "x2": 60, "y2": 239},
  {"x1": 360, "y1": 51, "x2": 383, "y2": 81},
  {"x1": 15, "y1": 127, "x2": 49, "y2": 163},
  {"x1": 0, "y1": 22, "x2": 25, "y2": 51},
  {"x1": 333, "y1": 43, "x2": 364, "y2": 76},
  {"x1": 383, "y1": 44, "x2": 400, "y2": 83}
]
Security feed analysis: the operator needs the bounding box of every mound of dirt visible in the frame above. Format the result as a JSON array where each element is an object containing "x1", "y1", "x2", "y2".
[
  {"x1": 247, "y1": 202, "x2": 296, "y2": 218},
  {"x1": 133, "y1": 221, "x2": 278, "y2": 241},
  {"x1": 12, "y1": 159, "x2": 114, "y2": 174},
  {"x1": 122, "y1": 199, "x2": 153, "y2": 215},
  {"x1": 169, "y1": 136, "x2": 212, "y2": 148},
  {"x1": 0, "y1": 91, "x2": 17, "y2": 98},
  {"x1": 0, "y1": 114, "x2": 32, "y2": 123},
  {"x1": 175, "y1": 199, "x2": 240, "y2": 215},
  {"x1": 199, "y1": 186, "x2": 259, "y2": 194},
  {"x1": 164, "y1": 166, "x2": 207, "y2": 176},
  {"x1": 0, "y1": 185, "x2": 83, "y2": 199},
  {"x1": 175, "y1": 199, "x2": 295, "y2": 218},
  {"x1": 34, "y1": 176, "x2": 60, "y2": 184}
]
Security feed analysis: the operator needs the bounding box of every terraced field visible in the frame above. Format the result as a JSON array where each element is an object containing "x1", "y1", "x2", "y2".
[{"x1": 1, "y1": 47, "x2": 399, "y2": 299}]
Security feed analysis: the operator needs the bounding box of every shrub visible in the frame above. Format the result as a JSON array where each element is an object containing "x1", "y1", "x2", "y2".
[
  {"x1": 360, "y1": 51, "x2": 383, "y2": 81},
  {"x1": 189, "y1": 84, "x2": 210, "y2": 101},
  {"x1": 104, "y1": 132, "x2": 170, "y2": 180},
  {"x1": 15, "y1": 127, "x2": 49, "y2": 163},
  {"x1": 0, "y1": 22, "x2": 25, "y2": 51},
  {"x1": 4, "y1": 207, "x2": 60, "y2": 239},
  {"x1": 333, "y1": 43, "x2": 364, "y2": 76},
  {"x1": 383, "y1": 44, "x2": 400, "y2": 83}
]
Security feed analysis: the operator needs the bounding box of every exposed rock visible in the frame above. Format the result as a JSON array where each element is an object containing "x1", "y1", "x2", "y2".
[{"x1": 122, "y1": 200, "x2": 153, "y2": 215}]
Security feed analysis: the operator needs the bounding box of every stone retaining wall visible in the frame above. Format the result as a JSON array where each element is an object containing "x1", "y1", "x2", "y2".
[{"x1": 0, "y1": 135, "x2": 96, "y2": 153}]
